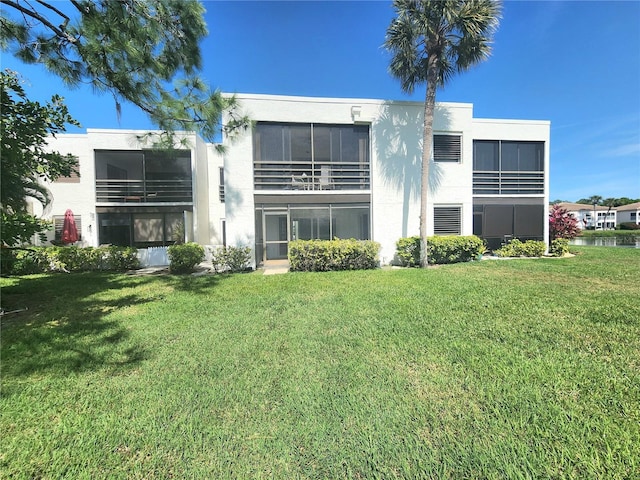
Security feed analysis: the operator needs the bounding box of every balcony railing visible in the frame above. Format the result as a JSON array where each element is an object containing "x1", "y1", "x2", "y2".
[
  {"x1": 473, "y1": 171, "x2": 544, "y2": 195},
  {"x1": 96, "y1": 179, "x2": 193, "y2": 203},
  {"x1": 254, "y1": 162, "x2": 370, "y2": 191}
]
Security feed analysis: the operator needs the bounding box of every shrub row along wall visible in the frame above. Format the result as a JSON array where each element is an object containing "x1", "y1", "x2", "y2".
[
  {"x1": 494, "y1": 239, "x2": 547, "y2": 258},
  {"x1": 395, "y1": 235, "x2": 485, "y2": 266},
  {"x1": 289, "y1": 239, "x2": 380, "y2": 272},
  {"x1": 2, "y1": 246, "x2": 140, "y2": 275}
]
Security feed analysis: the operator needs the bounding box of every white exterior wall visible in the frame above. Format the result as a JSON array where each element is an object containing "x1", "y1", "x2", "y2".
[
  {"x1": 39, "y1": 94, "x2": 550, "y2": 266},
  {"x1": 369, "y1": 100, "x2": 474, "y2": 263},
  {"x1": 43, "y1": 129, "x2": 207, "y2": 247},
  {"x1": 193, "y1": 134, "x2": 211, "y2": 245},
  {"x1": 617, "y1": 204, "x2": 640, "y2": 225},
  {"x1": 206, "y1": 144, "x2": 226, "y2": 246},
  {"x1": 472, "y1": 118, "x2": 551, "y2": 246},
  {"x1": 226, "y1": 94, "x2": 478, "y2": 264},
  {"x1": 40, "y1": 134, "x2": 97, "y2": 246}
]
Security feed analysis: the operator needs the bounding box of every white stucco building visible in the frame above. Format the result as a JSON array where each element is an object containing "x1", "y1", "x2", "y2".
[
  {"x1": 616, "y1": 202, "x2": 640, "y2": 226},
  {"x1": 39, "y1": 94, "x2": 550, "y2": 266}
]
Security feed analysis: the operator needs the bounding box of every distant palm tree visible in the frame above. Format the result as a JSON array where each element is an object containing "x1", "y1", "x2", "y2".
[
  {"x1": 385, "y1": 0, "x2": 501, "y2": 267},
  {"x1": 588, "y1": 195, "x2": 602, "y2": 229}
]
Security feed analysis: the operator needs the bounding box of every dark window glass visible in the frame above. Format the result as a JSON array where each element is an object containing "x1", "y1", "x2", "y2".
[
  {"x1": 253, "y1": 123, "x2": 370, "y2": 190},
  {"x1": 473, "y1": 141, "x2": 499, "y2": 171},
  {"x1": 145, "y1": 152, "x2": 190, "y2": 181}
]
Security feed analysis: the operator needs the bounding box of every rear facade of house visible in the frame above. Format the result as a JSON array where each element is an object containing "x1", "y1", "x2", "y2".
[{"x1": 39, "y1": 94, "x2": 550, "y2": 265}]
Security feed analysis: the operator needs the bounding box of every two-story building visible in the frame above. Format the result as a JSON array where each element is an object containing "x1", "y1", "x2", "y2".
[{"x1": 38, "y1": 94, "x2": 550, "y2": 266}]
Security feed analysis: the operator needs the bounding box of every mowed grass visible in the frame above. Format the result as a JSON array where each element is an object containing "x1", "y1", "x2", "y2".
[{"x1": 1, "y1": 247, "x2": 639, "y2": 479}]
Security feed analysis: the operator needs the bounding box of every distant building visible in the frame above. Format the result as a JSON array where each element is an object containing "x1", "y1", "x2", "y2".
[
  {"x1": 616, "y1": 201, "x2": 640, "y2": 226},
  {"x1": 553, "y1": 202, "x2": 616, "y2": 230},
  {"x1": 36, "y1": 94, "x2": 550, "y2": 265}
]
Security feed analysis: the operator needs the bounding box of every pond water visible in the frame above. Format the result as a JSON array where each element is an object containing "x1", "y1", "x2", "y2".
[{"x1": 570, "y1": 236, "x2": 640, "y2": 248}]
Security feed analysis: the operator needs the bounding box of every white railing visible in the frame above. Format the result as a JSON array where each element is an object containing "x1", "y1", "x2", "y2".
[{"x1": 137, "y1": 246, "x2": 169, "y2": 267}]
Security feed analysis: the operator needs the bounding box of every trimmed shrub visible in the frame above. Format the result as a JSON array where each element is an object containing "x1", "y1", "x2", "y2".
[
  {"x1": 4, "y1": 246, "x2": 140, "y2": 275},
  {"x1": 395, "y1": 236, "x2": 421, "y2": 267},
  {"x1": 427, "y1": 235, "x2": 485, "y2": 264},
  {"x1": 289, "y1": 238, "x2": 380, "y2": 272},
  {"x1": 167, "y1": 242, "x2": 205, "y2": 274},
  {"x1": 209, "y1": 246, "x2": 252, "y2": 273},
  {"x1": 549, "y1": 238, "x2": 569, "y2": 257},
  {"x1": 494, "y1": 239, "x2": 546, "y2": 258},
  {"x1": 395, "y1": 235, "x2": 485, "y2": 266}
]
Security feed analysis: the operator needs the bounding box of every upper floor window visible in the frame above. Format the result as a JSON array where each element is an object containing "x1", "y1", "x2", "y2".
[
  {"x1": 434, "y1": 134, "x2": 461, "y2": 162},
  {"x1": 473, "y1": 140, "x2": 544, "y2": 195},
  {"x1": 95, "y1": 150, "x2": 192, "y2": 203},
  {"x1": 53, "y1": 158, "x2": 80, "y2": 183},
  {"x1": 253, "y1": 122, "x2": 370, "y2": 191}
]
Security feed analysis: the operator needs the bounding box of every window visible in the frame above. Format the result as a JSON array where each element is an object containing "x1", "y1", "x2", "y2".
[
  {"x1": 54, "y1": 158, "x2": 80, "y2": 183},
  {"x1": 219, "y1": 167, "x2": 225, "y2": 202},
  {"x1": 434, "y1": 135, "x2": 461, "y2": 162},
  {"x1": 434, "y1": 207, "x2": 461, "y2": 235},
  {"x1": 95, "y1": 150, "x2": 192, "y2": 203},
  {"x1": 53, "y1": 215, "x2": 82, "y2": 241},
  {"x1": 98, "y1": 212, "x2": 184, "y2": 247},
  {"x1": 253, "y1": 123, "x2": 370, "y2": 190},
  {"x1": 473, "y1": 140, "x2": 544, "y2": 194}
]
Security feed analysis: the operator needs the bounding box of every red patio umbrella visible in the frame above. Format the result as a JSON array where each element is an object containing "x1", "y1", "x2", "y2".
[{"x1": 61, "y1": 209, "x2": 79, "y2": 244}]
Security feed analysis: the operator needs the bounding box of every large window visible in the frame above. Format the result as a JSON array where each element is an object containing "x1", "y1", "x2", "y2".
[
  {"x1": 473, "y1": 141, "x2": 544, "y2": 194},
  {"x1": 256, "y1": 204, "x2": 370, "y2": 262},
  {"x1": 473, "y1": 203, "x2": 544, "y2": 250},
  {"x1": 98, "y1": 211, "x2": 184, "y2": 247},
  {"x1": 95, "y1": 150, "x2": 192, "y2": 203},
  {"x1": 253, "y1": 123, "x2": 370, "y2": 190}
]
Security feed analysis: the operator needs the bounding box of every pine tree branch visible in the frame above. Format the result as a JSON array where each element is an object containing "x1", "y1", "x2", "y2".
[
  {"x1": 1, "y1": 0, "x2": 77, "y2": 44},
  {"x1": 35, "y1": 0, "x2": 70, "y2": 25}
]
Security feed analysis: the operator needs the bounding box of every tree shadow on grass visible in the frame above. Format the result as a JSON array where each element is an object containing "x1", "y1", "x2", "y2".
[
  {"x1": 0, "y1": 271, "x2": 230, "y2": 385},
  {"x1": 0, "y1": 272, "x2": 203, "y2": 385}
]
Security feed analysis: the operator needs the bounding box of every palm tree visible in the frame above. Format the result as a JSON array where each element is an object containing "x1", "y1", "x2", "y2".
[
  {"x1": 588, "y1": 195, "x2": 602, "y2": 229},
  {"x1": 385, "y1": 0, "x2": 501, "y2": 267}
]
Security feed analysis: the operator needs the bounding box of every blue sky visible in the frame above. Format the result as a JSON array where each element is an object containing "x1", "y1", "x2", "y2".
[{"x1": 2, "y1": 0, "x2": 639, "y2": 201}]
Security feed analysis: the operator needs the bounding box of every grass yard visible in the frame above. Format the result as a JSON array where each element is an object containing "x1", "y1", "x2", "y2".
[{"x1": 1, "y1": 247, "x2": 639, "y2": 479}]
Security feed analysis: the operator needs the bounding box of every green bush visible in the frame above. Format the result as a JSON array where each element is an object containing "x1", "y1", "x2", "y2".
[
  {"x1": 4, "y1": 246, "x2": 140, "y2": 275},
  {"x1": 395, "y1": 236, "x2": 421, "y2": 267},
  {"x1": 289, "y1": 239, "x2": 380, "y2": 272},
  {"x1": 494, "y1": 239, "x2": 547, "y2": 258},
  {"x1": 549, "y1": 238, "x2": 569, "y2": 257},
  {"x1": 209, "y1": 246, "x2": 252, "y2": 273},
  {"x1": 168, "y1": 242, "x2": 205, "y2": 274},
  {"x1": 427, "y1": 235, "x2": 486, "y2": 264},
  {"x1": 395, "y1": 235, "x2": 485, "y2": 266}
]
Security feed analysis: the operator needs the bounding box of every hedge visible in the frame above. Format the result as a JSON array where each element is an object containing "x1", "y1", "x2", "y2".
[
  {"x1": 1, "y1": 246, "x2": 140, "y2": 275},
  {"x1": 288, "y1": 239, "x2": 380, "y2": 272},
  {"x1": 494, "y1": 239, "x2": 547, "y2": 258},
  {"x1": 395, "y1": 235, "x2": 485, "y2": 266}
]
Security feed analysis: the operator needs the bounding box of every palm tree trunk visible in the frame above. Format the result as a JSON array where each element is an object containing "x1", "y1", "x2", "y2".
[{"x1": 420, "y1": 56, "x2": 438, "y2": 268}]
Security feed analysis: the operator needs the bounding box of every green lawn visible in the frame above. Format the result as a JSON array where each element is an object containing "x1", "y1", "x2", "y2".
[{"x1": 1, "y1": 247, "x2": 639, "y2": 479}]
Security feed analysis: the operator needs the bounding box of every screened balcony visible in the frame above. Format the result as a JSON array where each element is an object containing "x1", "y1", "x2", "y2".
[
  {"x1": 95, "y1": 150, "x2": 193, "y2": 203},
  {"x1": 253, "y1": 123, "x2": 370, "y2": 191},
  {"x1": 473, "y1": 140, "x2": 544, "y2": 195}
]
